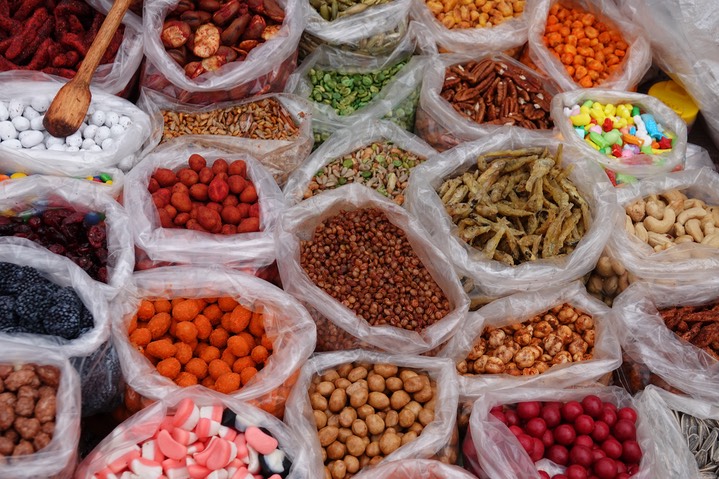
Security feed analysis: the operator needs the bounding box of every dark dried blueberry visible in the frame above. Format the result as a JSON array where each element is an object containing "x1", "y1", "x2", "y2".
[{"x1": 44, "y1": 287, "x2": 84, "y2": 340}]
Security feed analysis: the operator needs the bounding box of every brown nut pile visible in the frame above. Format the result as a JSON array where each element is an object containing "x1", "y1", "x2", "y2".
[
  {"x1": 0, "y1": 364, "x2": 60, "y2": 457},
  {"x1": 659, "y1": 303, "x2": 719, "y2": 362},
  {"x1": 300, "y1": 208, "x2": 451, "y2": 332},
  {"x1": 441, "y1": 59, "x2": 553, "y2": 130},
  {"x1": 624, "y1": 190, "x2": 719, "y2": 252},
  {"x1": 310, "y1": 363, "x2": 437, "y2": 479},
  {"x1": 160, "y1": 0, "x2": 285, "y2": 79},
  {"x1": 457, "y1": 303, "x2": 595, "y2": 376},
  {"x1": 584, "y1": 254, "x2": 634, "y2": 307},
  {"x1": 425, "y1": 0, "x2": 526, "y2": 30}
]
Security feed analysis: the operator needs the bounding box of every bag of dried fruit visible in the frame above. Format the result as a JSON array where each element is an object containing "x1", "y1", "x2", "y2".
[
  {"x1": 112, "y1": 265, "x2": 316, "y2": 417},
  {"x1": 138, "y1": 88, "x2": 313, "y2": 186},
  {"x1": 525, "y1": 0, "x2": 651, "y2": 91},
  {"x1": 301, "y1": 0, "x2": 412, "y2": 57},
  {"x1": 0, "y1": 337, "x2": 80, "y2": 479},
  {"x1": 439, "y1": 281, "x2": 621, "y2": 396},
  {"x1": 285, "y1": 32, "x2": 427, "y2": 132},
  {"x1": 613, "y1": 281, "x2": 719, "y2": 403},
  {"x1": 276, "y1": 182, "x2": 469, "y2": 354},
  {"x1": 635, "y1": 385, "x2": 716, "y2": 478},
  {"x1": 406, "y1": 128, "x2": 618, "y2": 297},
  {"x1": 353, "y1": 459, "x2": 479, "y2": 479},
  {"x1": 283, "y1": 119, "x2": 436, "y2": 208},
  {"x1": 123, "y1": 138, "x2": 284, "y2": 267},
  {"x1": 410, "y1": 0, "x2": 529, "y2": 54},
  {"x1": 0, "y1": 176, "x2": 134, "y2": 301},
  {"x1": 284, "y1": 350, "x2": 460, "y2": 478},
  {"x1": 0, "y1": 72, "x2": 151, "y2": 175},
  {"x1": 415, "y1": 53, "x2": 559, "y2": 152},
  {"x1": 75, "y1": 386, "x2": 308, "y2": 478},
  {"x1": 464, "y1": 384, "x2": 686, "y2": 479},
  {"x1": 142, "y1": 0, "x2": 304, "y2": 104},
  {"x1": 609, "y1": 167, "x2": 719, "y2": 282}
]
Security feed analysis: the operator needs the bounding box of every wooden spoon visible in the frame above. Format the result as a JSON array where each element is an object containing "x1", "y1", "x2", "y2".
[{"x1": 43, "y1": 0, "x2": 132, "y2": 138}]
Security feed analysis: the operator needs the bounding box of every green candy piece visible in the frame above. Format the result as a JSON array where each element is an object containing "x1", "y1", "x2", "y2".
[
  {"x1": 99, "y1": 173, "x2": 112, "y2": 182},
  {"x1": 631, "y1": 106, "x2": 640, "y2": 117},
  {"x1": 640, "y1": 145, "x2": 653, "y2": 155},
  {"x1": 616, "y1": 173, "x2": 637, "y2": 185},
  {"x1": 589, "y1": 131, "x2": 608, "y2": 148},
  {"x1": 582, "y1": 100, "x2": 594, "y2": 108},
  {"x1": 603, "y1": 130, "x2": 621, "y2": 145}
]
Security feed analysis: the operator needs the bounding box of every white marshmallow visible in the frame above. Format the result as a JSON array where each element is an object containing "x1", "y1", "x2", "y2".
[
  {"x1": 0, "y1": 121, "x2": 17, "y2": 141},
  {"x1": 19, "y1": 130, "x2": 44, "y2": 148},
  {"x1": 8, "y1": 100, "x2": 24, "y2": 119},
  {"x1": 30, "y1": 116, "x2": 45, "y2": 131},
  {"x1": 12, "y1": 116, "x2": 30, "y2": 132}
]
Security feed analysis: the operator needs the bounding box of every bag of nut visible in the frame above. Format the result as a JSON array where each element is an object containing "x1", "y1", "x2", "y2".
[
  {"x1": 138, "y1": 88, "x2": 314, "y2": 185},
  {"x1": 141, "y1": 0, "x2": 304, "y2": 104},
  {"x1": 406, "y1": 128, "x2": 619, "y2": 297},
  {"x1": 525, "y1": 0, "x2": 651, "y2": 92},
  {"x1": 439, "y1": 281, "x2": 621, "y2": 396},
  {"x1": 283, "y1": 119, "x2": 437, "y2": 208},
  {"x1": 123, "y1": 138, "x2": 285, "y2": 267},
  {"x1": 613, "y1": 281, "x2": 719, "y2": 402},
  {"x1": 609, "y1": 167, "x2": 719, "y2": 281},
  {"x1": 0, "y1": 337, "x2": 81, "y2": 479},
  {"x1": 415, "y1": 53, "x2": 559, "y2": 152},
  {"x1": 465, "y1": 384, "x2": 687, "y2": 479},
  {"x1": 112, "y1": 265, "x2": 316, "y2": 417},
  {"x1": 0, "y1": 176, "x2": 135, "y2": 302},
  {"x1": 275, "y1": 182, "x2": 470, "y2": 354},
  {"x1": 410, "y1": 0, "x2": 529, "y2": 55},
  {"x1": 301, "y1": 0, "x2": 412, "y2": 57},
  {"x1": 635, "y1": 386, "x2": 717, "y2": 478},
  {"x1": 283, "y1": 350, "x2": 460, "y2": 478},
  {"x1": 352, "y1": 459, "x2": 479, "y2": 478}
]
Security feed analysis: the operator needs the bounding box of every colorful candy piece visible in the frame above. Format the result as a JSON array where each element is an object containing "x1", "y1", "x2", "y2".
[{"x1": 245, "y1": 427, "x2": 278, "y2": 455}]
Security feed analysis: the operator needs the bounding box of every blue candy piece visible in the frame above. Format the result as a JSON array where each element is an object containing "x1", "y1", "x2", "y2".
[
  {"x1": 84, "y1": 211, "x2": 104, "y2": 225},
  {"x1": 574, "y1": 127, "x2": 586, "y2": 139},
  {"x1": 640, "y1": 113, "x2": 662, "y2": 140},
  {"x1": 629, "y1": 126, "x2": 637, "y2": 135}
]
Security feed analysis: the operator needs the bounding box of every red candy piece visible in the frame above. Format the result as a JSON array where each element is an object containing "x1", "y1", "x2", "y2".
[
  {"x1": 602, "y1": 118, "x2": 614, "y2": 132},
  {"x1": 604, "y1": 169, "x2": 617, "y2": 186},
  {"x1": 611, "y1": 144, "x2": 622, "y2": 158},
  {"x1": 658, "y1": 137, "x2": 672, "y2": 149}
]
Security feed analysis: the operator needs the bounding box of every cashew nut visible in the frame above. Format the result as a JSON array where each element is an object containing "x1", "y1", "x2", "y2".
[
  {"x1": 645, "y1": 195, "x2": 666, "y2": 219},
  {"x1": 704, "y1": 222, "x2": 716, "y2": 236},
  {"x1": 634, "y1": 223, "x2": 649, "y2": 242},
  {"x1": 711, "y1": 207, "x2": 719, "y2": 226},
  {"x1": 683, "y1": 198, "x2": 706, "y2": 209},
  {"x1": 595, "y1": 256, "x2": 613, "y2": 278},
  {"x1": 677, "y1": 207, "x2": 707, "y2": 225},
  {"x1": 610, "y1": 258, "x2": 625, "y2": 276},
  {"x1": 666, "y1": 199, "x2": 686, "y2": 215},
  {"x1": 660, "y1": 189, "x2": 687, "y2": 203},
  {"x1": 685, "y1": 218, "x2": 704, "y2": 243},
  {"x1": 673, "y1": 222, "x2": 686, "y2": 237},
  {"x1": 643, "y1": 207, "x2": 676, "y2": 234},
  {"x1": 647, "y1": 231, "x2": 673, "y2": 248},
  {"x1": 674, "y1": 235, "x2": 695, "y2": 244},
  {"x1": 625, "y1": 215, "x2": 635, "y2": 235},
  {"x1": 701, "y1": 233, "x2": 719, "y2": 247},
  {"x1": 625, "y1": 199, "x2": 646, "y2": 223}
]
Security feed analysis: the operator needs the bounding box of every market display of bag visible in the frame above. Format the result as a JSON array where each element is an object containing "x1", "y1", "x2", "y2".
[
  {"x1": 283, "y1": 350, "x2": 459, "y2": 477},
  {"x1": 439, "y1": 281, "x2": 621, "y2": 396},
  {"x1": 123, "y1": 138, "x2": 284, "y2": 267},
  {"x1": 0, "y1": 176, "x2": 134, "y2": 301},
  {"x1": 112, "y1": 265, "x2": 316, "y2": 416},
  {"x1": 353, "y1": 459, "x2": 480, "y2": 479},
  {"x1": 276, "y1": 183, "x2": 469, "y2": 354},
  {"x1": 406, "y1": 129, "x2": 618, "y2": 297},
  {"x1": 283, "y1": 119, "x2": 437, "y2": 207},
  {"x1": 137, "y1": 88, "x2": 314, "y2": 185},
  {"x1": 526, "y1": 0, "x2": 651, "y2": 92},
  {"x1": 613, "y1": 280, "x2": 719, "y2": 402},
  {"x1": 0, "y1": 338, "x2": 81, "y2": 479}
]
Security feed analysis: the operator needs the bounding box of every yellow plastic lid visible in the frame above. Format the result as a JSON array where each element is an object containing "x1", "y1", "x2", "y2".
[{"x1": 648, "y1": 80, "x2": 699, "y2": 126}]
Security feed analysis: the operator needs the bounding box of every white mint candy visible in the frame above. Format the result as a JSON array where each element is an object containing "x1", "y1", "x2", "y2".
[
  {"x1": 95, "y1": 126, "x2": 110, "y2": 143},
  {"x1": 22, "y1": 106, "x2": 40, "y2": 120},
  {"x1": 12, "y1": 116, "x2": 30, "y2": 132},
  {"x1": 90, "y1": 110, "x2": 106, "y2": 126},
  {"x1": 89, "y1": 144, "x2": 102, "y2": 152},
  {"x1": 83, "y1": 124, "x2": 98, "y2": 140},
  {"x1": 110, "y1": 124, "x2": 125, "y2": 137},
  {"x1": 66, "y1": 145, "x2": 80, "y2": 152},
  {"x1": 101, "y1": 138, "x2": 114, "y2": 150},
  {"x1": 19, "y1": 130, "x2": 44, "y2": 148},
  {"x1": 2, "y1": 139, "x2": 22, "y2": 149},
  {"x1": 8, "y1": 100, "x2": 24, "y2": 119},
  {"x1": 46, "y1": 136, "x2": 64, "y2": 147},
  {"x1": 0, "y1": 103, "x2": 8, "y2": 121},
  {"x1": 30, "y1": 116, "x2": 45, "y2": 131},
  {"x1": 30, "y1": 97, "x2": 50, "y2": 113},
  {"x1": 48, "y1": 143, "x2": 65, "y2": 151},
  {"x1": 66, "y1": 133, "x2": 82, "y2": 148},
  {"x1": 105, "y1": 112, "x2": 119, "y2": 127},
  {"x1": 119, "y1": 116, "x2": 132, "y2": 128},
  {"x1": 81, "y1": 138, "x2": 96, "y2": 150},
  {"x1": 0, "y1": 121, "x2": 17, "y2": 141}
]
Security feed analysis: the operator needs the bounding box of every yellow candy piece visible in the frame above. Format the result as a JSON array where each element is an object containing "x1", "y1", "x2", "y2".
[
  {"x1": 10, "y1": 172, "x2": 27, "y2": 179},
  {"x1": 85, "y1": 176, "x2": 94, "y2": 181},
  {"x1": 585, "y1": 138, "x2": 601, "y2": 150},
  {"x1": 106, "y1": 180, "x2": 113, "y2": 185},
  {"x1": 604, "y1": 104, "x2": 616, "y2": 116},
  {"x1": 613, "y1": 118, "x2": 628, "y2": 129},
  {"x1": 571, "y1": 106, "x2": 591, "y2": 126},
  {"x1": 652, "y1": 149, "x2": 671, "y2": 154}
]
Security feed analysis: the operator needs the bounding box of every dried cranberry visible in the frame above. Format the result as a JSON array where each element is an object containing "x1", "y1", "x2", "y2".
[
  {"x1": 97, "y1": 267, "x2": 108, "y2": 284},
  {"x1": 48, "y1": 244, "x2": 66, "y2": 255},
  {"x1": 62, "y1": 212, "x2": 85, "y2": 225},
  {"x1": 94, "y1": 248, "x2": 108, "y2": 264},
  {"x1": 75, "y1": 256, "x2": 93, "y2": 271},
  {"x1": 28, "y1": 217, "x2": 42, "y2": 230},
  {"x1": 87, "y1": 225, "x2": 106, "y2": 249}
]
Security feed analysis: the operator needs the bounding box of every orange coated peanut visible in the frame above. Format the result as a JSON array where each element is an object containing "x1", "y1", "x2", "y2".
[
  {"x1": 542, "y1": 2, "x2": 627, "y2": 87},
  {"x1": 128, "y1": 296, "x2": 273, "y2": 394}
]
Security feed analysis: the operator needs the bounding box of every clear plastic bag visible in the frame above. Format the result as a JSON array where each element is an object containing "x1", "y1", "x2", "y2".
[
  {"x1": 613, "y1": 281, "x2": 719, "y2": 403},
  {"x1": 405, "y1": 129, "x2": 619, "y2": 297},
  {"x1": 409, "y1": 0, "x2": 529, "y2": 54},
  {"x1": 685, "y1": 144, "x2": 716, "y2": 172},
  {"x1": 0, "y1": 165, "x2": 125, "y2": 199},
  {"x1": 283, "y1": 350, "x2": 460, "y2": 477},
  {"x1": 617, "y1": 0, "x2": 719, "y2": 150},
  {"x1": 112, "y1": 265, "x2": 316, "y2": 416},
  {"x1": 415, "y1": 53, "x2": 559, "y2": 152},
  {"x1": 525, "y1": 0, "x2": 651, "y2": 92},
  {"x1": 0, "y1": 176, "x2": 134, "y2": 301},
  {"x1": 275, "y1": 183, "x2": 469, "y2": 354},
  {"x1": 438, "y1": 281, "x2": 621, "y2": 397},
  {"x1": 137, "y1": 88, "x2": 314, "y2": 185},
  {"x1": 354, "y1": 459, "x2": 479, "y2": 479},
  {"x1": 609, "y1": 167, "x2": 719, "y2": 281},
  {"x1": 466, "y1": 385, "x2": 679, "y2": 479},
  {"x1": 551, "y1": 89, "x2": 688, "y2": 178},
  {"x1": 75, "y1": 385, "x2": 308, "y2": 478},
  {"x1": 0, "y1": 72, "x2": 151, "y2": 175},
  {"x1": 141, "y1": 0, "x2": 303, "y2": 104},
  {"x1": 123, "y1": 139, "x2": 284, "y2": 267},
  {"x1": 72, "y1": 341, "x2": 124, "y2": 417},
  {"x1": 283, "y1": 119, "x2": 437, "y2": 207},
  {"x1": 301, "y1": 0, "x2": 412, "y2": 57},
  {"x1": 0, "y1": 338, "x2": 81, "y2": 479}
]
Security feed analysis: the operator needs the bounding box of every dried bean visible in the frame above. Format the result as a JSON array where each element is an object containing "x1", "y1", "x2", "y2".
[
  {"x1": 658, "y1": 303, "x2": 719, "y2": 362},
  {"x1": 300, "y1": 208, "x2": 451, "y2": 332},
  {"x1": 300, "y1": 20, "x2": 407, "y2": 58},
  {"x1": 309, "y1": 0, "x2": 391, "y2": 21},
  {"x1": 382, "y1": 87, "x2": 420, "y2": 131},
  {"x1": 305, "y1": 142, "x2": 425, "y2": 206},
  {"x1": 425, "y1": 0, "x2": 525, "y2": 29}
]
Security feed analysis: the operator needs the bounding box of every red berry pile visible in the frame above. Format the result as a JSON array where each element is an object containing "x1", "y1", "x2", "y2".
[{"x1": 492, "y1": 395, "x2": 643, "y2": 479}]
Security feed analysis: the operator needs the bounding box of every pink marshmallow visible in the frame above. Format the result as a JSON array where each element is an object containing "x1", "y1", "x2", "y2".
[
  {"x1": 171, "y1": 427, "x2": 198, "y2": 446},
  {"x1": 229, "y1": 467, "x2": 250, "y2": 479},
  {"x1": 187, "y1": 441, "x2": 206, "y2": 455},
  {"x1": 195, "y1": 418, "x2": 221, "y2": 438},
  {"x1": 200, "y1": 405, "x2": 223, "y2": 423},
  {"x1": 187, "y1": 464, "x2": 212, "y2": 479},
  {"x1": 218, "y1": 425, "x2": 237, "y2": 441},
  {"x1": 207, "y1": 470, "x2": 229, "y2": 479},
  {"x1": 173, "y1": 398, "x2": 200, "y2": 431},
  {"x1": 129, "y1": 457, "x2": 163, "y2": 478},
  {"x1": 93, "y1": 468, "x2": 119, "y2": 479},
  {"x1": 142, "y1": 439, "x2": 165, "y2": 462},
  {"x1": 245, "y1": 427, "x2": 278, "y2": 455},
  {"x1": 157, "y1": 429, "x2": 188, "y2": 461},
  {"x1": 107, "y1": 445, "x2": 141, "y2": 474},
  {"x1": 234, "y1": 434, "x2": 248, "y2": 460},
  {"x1": 160, "y1": 415, "x2": 175, "y2": 432},
  {"x1": 162, "y1": 458, "x2": 190, "y2": 479}
]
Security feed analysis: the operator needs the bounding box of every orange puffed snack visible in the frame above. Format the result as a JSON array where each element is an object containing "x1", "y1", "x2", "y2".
[
  {"x1": 128, "y1": 296, "x2": 272, "y2": 395},
  {"x1": 542, "y1": 2, "x2": 627, "y2": 87}
]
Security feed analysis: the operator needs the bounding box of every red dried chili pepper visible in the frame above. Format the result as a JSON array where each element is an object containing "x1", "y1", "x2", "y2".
[
  {"x1": 58, "y1": 32, "x2": 88, "y2": 57},
  {"x1": 26, "y1": 38, "x2": 54, "y2": 70},
  {"x1": 11, "y1": 18, "x2": 53, "y2": 64},
  {"x1": 66, "y1": 14, "x2": 85, "y2": 34},
  {"x1": 11, "y1": 0, "x2": 46, "y2": 21},
  {"x1": 40, "y1": 66, "x2": 75, "y2": 78},
  {"x1": 5, "y1": 8, "x2": 49, "y2": 61}
]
